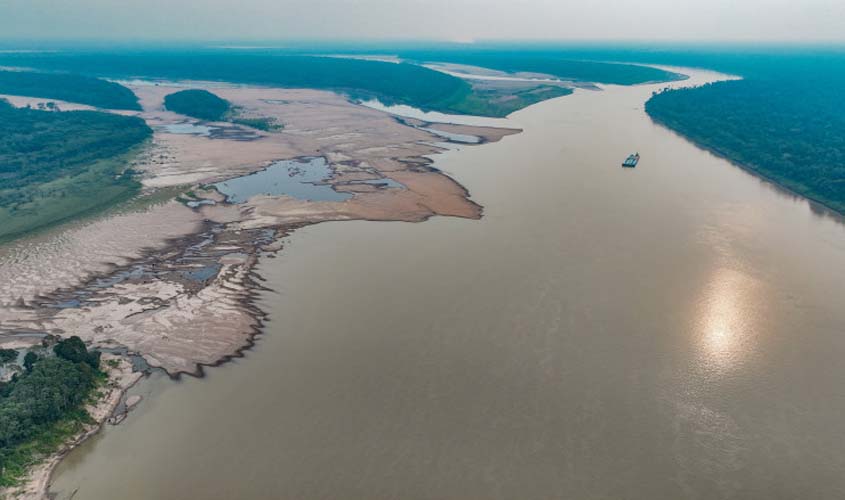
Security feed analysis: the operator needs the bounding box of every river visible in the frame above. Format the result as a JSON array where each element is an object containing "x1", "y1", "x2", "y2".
[{"x1": 50, "y1": 68, "x2": 845, "y2": 499}]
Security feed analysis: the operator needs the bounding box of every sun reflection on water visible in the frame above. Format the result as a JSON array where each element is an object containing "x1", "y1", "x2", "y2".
[{"x1": 696, "y1": 267, "x2": 761, "y2": 374}]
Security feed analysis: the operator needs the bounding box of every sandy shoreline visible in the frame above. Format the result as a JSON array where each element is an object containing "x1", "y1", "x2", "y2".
[
  {"x1": 0, "y1": 354, "x2": 142, "y2": 500},
  {"x1": 0, "y1": 81, "x2": 522, "y2": 496},
  {"x1": 0, "y1": 82, "x2": 519, "y2": 375}
]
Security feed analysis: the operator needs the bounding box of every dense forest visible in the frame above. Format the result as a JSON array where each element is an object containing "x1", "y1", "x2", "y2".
[
  {"x1": 0, "y1": 51, "x2": 684, "y2": 117},
  {"x1": 0, "y1": 70, "x2": 141, "y2": 110},
  {"x1": 164, "y1": 89, "x2": 282, "y2": 130},
  {"x1": 0, "y1": 337, "x2": 103, "y2": 486},
  {"x1": 0, "y1": 52, "x2": 476, "y2": 114},
  {"x1": 164, "y1": 88, "x2": 230, "y2": 120},
  {"x1": 0, "y1": 99, "x2": 151, "y2": 240},
  {"x1": 646, "y1": 60, "x2": 845, "y2": 213}
]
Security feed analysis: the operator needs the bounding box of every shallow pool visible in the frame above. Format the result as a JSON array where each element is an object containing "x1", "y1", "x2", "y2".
[{"x1": 214, "y1": 157, "x2": 351, "y2": 203}]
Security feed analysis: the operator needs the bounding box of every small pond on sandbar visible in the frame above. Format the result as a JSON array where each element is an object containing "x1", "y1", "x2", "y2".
[
  {"x1": 162, "y1": 122, "x2": 217, "y2": 136},
  {"x1": 214, "y1": 157, "x2": 352, "y2": 203}
]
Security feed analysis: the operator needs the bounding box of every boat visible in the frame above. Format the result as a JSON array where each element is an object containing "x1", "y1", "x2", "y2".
[{"x1": 622, "y1": 152, "x2": 640, "y2": 167}]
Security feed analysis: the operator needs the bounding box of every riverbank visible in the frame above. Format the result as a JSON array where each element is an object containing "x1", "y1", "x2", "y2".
[
  {"x1": 2, "y1": 65, "x2": 741, "y2": 496},
  {"x1": 0, "y1": 354, "x2": 142, "y2": 500},
  {"x1": 46, "y1": 65, "x2": 845, "y2": 499},
  {"x1": 647, "y1": 111, "x2": 845, "y2": 218},
  {"x1": 645, "y1": 76, "x2": 845, "y2": 216},
  {"x1": 0, "y1": 79, "x2": 524, "y2": 496},
  {"x1": 0, "y1": 81, "x2": 520, "y2": 376}
]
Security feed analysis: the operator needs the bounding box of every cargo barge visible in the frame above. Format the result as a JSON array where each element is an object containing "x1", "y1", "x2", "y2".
[{"x1": 622, "y1": 153, "x2": 640, "y2": 167}]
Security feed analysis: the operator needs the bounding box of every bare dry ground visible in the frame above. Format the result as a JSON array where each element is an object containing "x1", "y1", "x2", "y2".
[{"x1": 0, "y1": 82, "x2": 520, "y2": 376}]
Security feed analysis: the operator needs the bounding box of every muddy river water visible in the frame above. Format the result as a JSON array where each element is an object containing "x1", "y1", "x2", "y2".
[{"x1": 50, "y1": 68, "x2": 845, "y2": 499}]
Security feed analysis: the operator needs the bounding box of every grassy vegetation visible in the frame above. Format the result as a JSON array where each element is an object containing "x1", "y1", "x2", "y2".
[
  {"x1": 0, "y1": 70, "x2": 141, "y2": 110},
  {"x1": 0, "y1": 99, "x2": 151, "y2": 241},
  {"x1": 0, "y1": 338, "x2": 104, "y2": 487},
  {"x1": 229, "y1": 114, "x2": 283, "y2": 131},
  {"x1": 164, "y1": 88, "x2": 230, "y2": 120},
  {"x1": 443, "y1": 84, "x2": 573, "y2": 117}
]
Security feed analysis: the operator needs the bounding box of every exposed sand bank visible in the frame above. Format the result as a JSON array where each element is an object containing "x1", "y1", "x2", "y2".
[
  {"x1": 0, "y1": 81, "x2": 519, "y2": 497},
  {"x1": 0, "y1": 82, "x2": 519, "y2": 377}
]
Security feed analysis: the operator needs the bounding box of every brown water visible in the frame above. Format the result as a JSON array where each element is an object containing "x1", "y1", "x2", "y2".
[{"x1": 50, "y1": 68, "x2": 845, "y2": 499}]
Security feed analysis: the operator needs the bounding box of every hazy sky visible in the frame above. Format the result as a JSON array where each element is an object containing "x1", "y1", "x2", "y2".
[{"x1": 1, "y1": 0, "x2": 843, "y2": 42}]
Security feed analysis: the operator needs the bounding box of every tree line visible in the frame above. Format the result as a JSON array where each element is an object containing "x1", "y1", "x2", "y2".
[
  {"x1": 0, "y1": 337, "x2": 104, "y2": 486},
  {"x1": 0, "y1": 70, "x2": 141, "y2": 110},
  {"x1": 646, "y1": 76, "x2": 845, "y2": 213}
]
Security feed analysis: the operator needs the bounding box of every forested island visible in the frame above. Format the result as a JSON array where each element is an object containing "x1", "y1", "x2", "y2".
[
  {"x1": 0, "y1": 337, "x2": 103, "y2": 487},
  {"x1": 164, "y1": 89, "x2": 281, "y2": 130},
  {"x1": 646, "y1": 77, "x2": 845, "y2": 213},
  {"x1": 164, "y1": 88, "x2": 230, "y2": 120},
  {"x1": 0, "y1": 99, "x2": 151, "y2": 240},
  {"x1": 0, "y1": 70, "x2": 141, "y2": 110}
]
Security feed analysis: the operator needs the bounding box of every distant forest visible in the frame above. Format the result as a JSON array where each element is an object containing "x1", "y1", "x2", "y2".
[
  {"x1": 643, "y1": 51, "x2": 845, "y2": 214},
  {"x1": 0, "y1": 99, "x2": 151, "y2": 240},
  {"x1": 0, "y1": 70, "x2": 141, "y2": 110},
  {"x1": 401, "y1": 52, "x2": 686, "y2": 85},
  {"x1": 0, "y1": 51, "x2": 680, "y2": 117},
  {"x1": 647, "y1": 79, "x2": 845, "y2": 213},
  {"x1": 0, "y1": 53, "x2": 475, "y2": 114}
]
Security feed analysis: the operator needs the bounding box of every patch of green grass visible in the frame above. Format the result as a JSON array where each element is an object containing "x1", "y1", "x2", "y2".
[
  {"x1": 0, "y1": 149, "x2": 144, "y2": 243},
  {"x1": 0, "y1": 99, "x2": 151, "y2": 242},
  {"x1": 442, "y1": 84, "x2": 573, "y2": 117}
]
